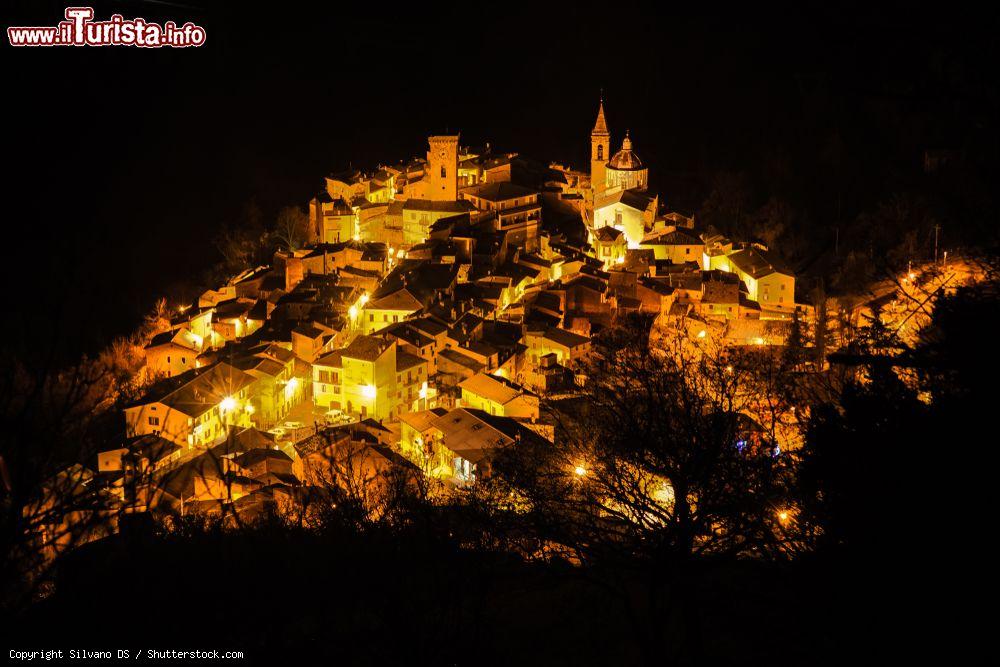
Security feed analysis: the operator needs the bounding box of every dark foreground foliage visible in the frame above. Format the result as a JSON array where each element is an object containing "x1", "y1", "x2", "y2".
[{"x1": 8, "y1": 515, "x2": 847, "y2": 667}]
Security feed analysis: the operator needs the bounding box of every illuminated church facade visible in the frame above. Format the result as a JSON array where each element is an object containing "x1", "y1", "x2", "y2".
[
  {"x1": 588, "y1": 100, "x2": 657, "y2": 248},
  {"x1": 590, "y1": 100, "x2": 649, "y2": 196}
]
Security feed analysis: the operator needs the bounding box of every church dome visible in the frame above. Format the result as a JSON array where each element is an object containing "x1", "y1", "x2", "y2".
[{"x1": 608, "y1": 132, "x2": 643, "y2": 171}]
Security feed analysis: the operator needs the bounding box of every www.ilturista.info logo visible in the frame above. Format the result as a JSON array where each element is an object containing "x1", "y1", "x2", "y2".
[{"x1": 8, "y1": 7, "x2": 206, "y2": 48}]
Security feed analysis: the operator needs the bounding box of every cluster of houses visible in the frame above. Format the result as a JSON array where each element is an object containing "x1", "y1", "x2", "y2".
[{"x1": 34, "y1": 102, "x2": 810, "y2": 553}]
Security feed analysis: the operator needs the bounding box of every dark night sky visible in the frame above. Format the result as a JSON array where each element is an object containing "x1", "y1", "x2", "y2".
[{"x1": 3, "y1": 1, "x2": 996, "y2": 361}]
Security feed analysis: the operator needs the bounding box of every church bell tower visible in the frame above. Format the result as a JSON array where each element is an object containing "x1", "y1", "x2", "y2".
[
  {"x1": 590, "y1": 98, "x2": 611, "y2": 195},
  {"x1": 427, "y1": 134, "x2": 459, "y2": 201}
]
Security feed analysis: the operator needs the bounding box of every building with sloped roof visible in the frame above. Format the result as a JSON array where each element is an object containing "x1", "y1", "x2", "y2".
[
  {"x1": 639, "y1": 228, "x2": 705, "y2": 264},
  {"x1": 144, "y1": 327, "x2": 206, "y2": 378},
  {"x1": 312, "y1": 336, "x2": 431, "y2": 423},
  {"x1": 593, "y1": 224, "x2": 627, "y2": 267},
  {"x1": 458, "y1": 372, "x2": 539, "y2": 420},
  {"x1": 522, "y1": 326, "x2": 591, "y2": 369},
  {"x1": 461, "y1": 182, "x2": 542, "y2": 252},
  {"x1": 592, "y1": 187, "x2": 659, "y2": 248},
  {"x1": 704, "y1": 244, "x2": 796, "y2": 314},
  {"x1": 421, "y1": 407, "x2": 551, "y2": 485},
  {"x1": 401, "y1": 198, "x2": 476, "y2": 246},
  {"x1": 362, "y1": 287, "x2": 424, "y2": 334},
  {"x1": 124, "y1": 362, "x2": 258, "y2": 448}
]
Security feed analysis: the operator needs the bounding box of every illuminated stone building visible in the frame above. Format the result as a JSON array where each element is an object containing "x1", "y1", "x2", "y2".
[
  {"x1": 310, "y1": 193, "x2": 358, "y2": 243},
  {"x1": 404, "y1": 407, "x2": 549, "y2": 486},
  {"x1": 427, "y1": 134, "x2": 459, "y2": 201},
  {"x1": 522, "y1": 326, "x2": 591, "y2": 368},
  {"x1": 401, "y1": 198, "x2": 475, "y2": 246},
  {"x1": 461, "y1": 182, "x2": 542, "y2": 251},
  {"x1": 458, "y1": 372, "x2": 539, "y2": 420},
  {"x1": 144, "y1": 328, "x2": 205, "y2": 378},
  {"x1": 231, "y1": 344, "x2": 307, "y2": 429},
  {"x1": 586, "y1": 100, "x2": 656, "y2": 248},
  {"x1": 705, "y1": 244, "x2": 796, "y2": 313},
  {"x1": 639, "y1": 228, "x2": 704, "y2": 264},
  {"x1": 312, "y1": 335, "x2": 430, "y2": 422},
  {"x1": 592, "y1": 225, "x2": 627, "y2": 268},
  {"x1": 593, "y1": 188, "x2": 658, "y2": 248},
  {"x1": 590, "y1": 100, "x2": 649, "y2": 193},
  {"x1": 590, "y1": 99, "x2": 610, "y2": 194},
  {"x1": 124, "y1": 362, "x2": 257, "y2": 448},
  {"x1": 362, "y1": 288, "x2": 424, "y2": 334},
  {"x1": 605, "y1": 132, "x2": 648, "y2": 192}
]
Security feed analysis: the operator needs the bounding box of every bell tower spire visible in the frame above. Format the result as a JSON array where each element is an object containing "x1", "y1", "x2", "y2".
[{"x1": 590, "y1": 94, "x2": 611, "y2": 194}]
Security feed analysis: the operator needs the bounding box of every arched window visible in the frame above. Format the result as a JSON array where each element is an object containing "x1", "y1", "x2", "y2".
[{"x1": 597, "y1": 145, "x2": 604, "y2": 160}]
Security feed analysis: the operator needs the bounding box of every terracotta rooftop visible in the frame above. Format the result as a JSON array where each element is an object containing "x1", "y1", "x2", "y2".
[{"x1": 343, "y1": 335, "x2": 393, "y2": 362}]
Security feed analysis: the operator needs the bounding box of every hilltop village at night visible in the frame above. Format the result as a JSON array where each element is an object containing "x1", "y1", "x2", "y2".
[
  {"x1": 7, "y1": 1, "x2": 998, "y2": 659},
  {"x1": 28, "y1": 100, "x2": 952, "y2": 553}
]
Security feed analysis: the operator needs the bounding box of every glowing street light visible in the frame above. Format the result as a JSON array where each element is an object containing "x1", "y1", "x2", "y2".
[
  {"x1": 361, "y1": 384, "x2": 377, "y2": 399},
  {"x1": 697, "y1": 330, "x2": 707, "y2": 339},
  {"x1": 574, "y1": 465, "x2": 587, "y2": 477},
  {"x1": 220, "y1": 396, "x2": 237, "y2": 412}
]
